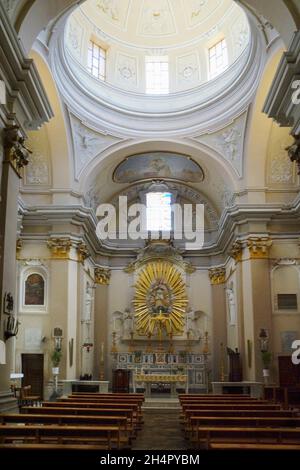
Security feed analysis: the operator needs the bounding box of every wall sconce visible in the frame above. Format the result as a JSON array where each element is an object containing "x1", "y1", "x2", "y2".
[{"x1": 259, "y1": 328, "x2": 269, "y2": 352}]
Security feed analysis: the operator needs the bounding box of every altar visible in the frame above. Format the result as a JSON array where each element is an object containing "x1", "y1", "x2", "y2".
[
  {"x1": 134, "y1": 373, "x2": 188, "y2": 397},
  {"x1": 61, "y1": 380, "x2": 109, "y2": 395}
]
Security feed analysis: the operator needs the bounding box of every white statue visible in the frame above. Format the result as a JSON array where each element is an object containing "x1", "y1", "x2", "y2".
[
  {"x1": 226, "y1": 287, "x2": 236, "y2": 325},
  {"x1": 186, "y1": 308, "x2": 201, "y2": 339},
  {"x1": 123, "y1": 309, "x2": 133, "y2": 338},
  {"x1": 83, "y1": 283, "x2": 93, "y2": 321}
]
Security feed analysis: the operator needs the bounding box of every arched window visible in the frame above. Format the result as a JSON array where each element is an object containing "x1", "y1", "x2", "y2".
[
  {"x1": 25, "y1": 273, "x2": 45, "y2": 306},
  {"x1": 146, "y1": 192, "x2": 172, "y2": 231}
]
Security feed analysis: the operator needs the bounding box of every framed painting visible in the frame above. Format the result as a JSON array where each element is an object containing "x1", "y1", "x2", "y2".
[
  {"x1": 281, "y1": 331, "x2": 299, "y2": 353},
  {"x1": 25, "y1": 273, "x2": 45, "y2": 305}
]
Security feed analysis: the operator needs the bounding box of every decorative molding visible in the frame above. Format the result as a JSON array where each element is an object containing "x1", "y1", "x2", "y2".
[
  {"x1": 272, "y1": 258, "x2": 297, "y2": 267},
  {"x1": 16, "y1": 239, "x2": 23, "y2": 259},
  {"x1": 25, "y1": 130, "x2": 51, "y2": 186},
  {"x1": 69, "y1": 114, "x2": 123, "y2": 179},
  {"x1": 269, "y1": 138, "x2": 295, "y2": 184},
  {"x1": 94, "y1": 267, "x2": 111, "y2": 285},
  {"x1": 247, "y1": 237, "x2": 272, "y2": 259},
  {"x1": 192, "y1": 111, "x2": 248, "y2": 178},
  {"x1": 228, "y1": 241, "x2": 243, "y2": 262},
  {"x1": 209, "y1": 267, "x2": 226, "y2": 285},
  {"x1": 2, "y1": 0, "x2": 18, "y2": 19},
  {"x1": 263, "y1": 31, "x2": 300, "y2": 136},
  {"x1": 176, "y1": 52, "x2": 199, "y2": 88},
  {"x1": 47, "y1": 238, "x2": 72, "y2": 259},
  {"x1": 67, "y1": 17, "x2": 83, "y2": 60},
  {"x1": 77, "y1": 242, "x2": 90, "y2": 263},
  {"x1": 116, "y1": 53, "x2": 137, "y2": 87},
  {"x1": 286, "y1": 135, "x2": 300, "y2": 175},
  {"x1": 4, "y1": 126, "x2": 31, "y2": 175},
  {"x1": 138, "y1": 0, "x2": 176, "y2": 37}
]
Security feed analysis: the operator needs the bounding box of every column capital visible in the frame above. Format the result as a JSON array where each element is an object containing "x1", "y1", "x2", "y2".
[
  {"x1": 4, "y1": 125, "x2": 31, "y2": 176},
  {"x1": 209, "y1": 267, "x2": 226, "y2": 285},
  {"x1": 286, "y1": 135, "x2": 300, "y2": 175},
  {"x1": 47, "y1": 237, "x2": 72, "y2": 259},
  {"x1": 95, "y1": 267, "x2": 111, "y2": 285},
  {"x1": 247, "y1": 237, "x2": 272, "y2": 259},
  {"x1": 77, "y1": 242, "x2": 90, "y2": 263},
  {"x1": 228, "y1": 240, "x2": 243, "y2": 262}
]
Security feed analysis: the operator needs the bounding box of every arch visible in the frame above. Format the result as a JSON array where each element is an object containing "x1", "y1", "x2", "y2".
[
  {"x1": 30, "y1": 48, "x2": 73, "y2": 189},
  {"x1": 235, "y1": 0, "x2": 299, "y2": 47},
  {"x1": 243, "y1": 47, "x2": 285, "y2": 189},
  {"x1": 80, "y1": 138, "x2": 238, "y2": 200}
]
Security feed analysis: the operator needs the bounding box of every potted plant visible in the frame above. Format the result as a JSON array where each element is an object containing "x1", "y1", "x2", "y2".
[
  {"x1": 261, "y1": 351, "x2": 272, "y2": 383},
  {"x1": 51, "y1": 349, "x2": 62, "y2": 375}
]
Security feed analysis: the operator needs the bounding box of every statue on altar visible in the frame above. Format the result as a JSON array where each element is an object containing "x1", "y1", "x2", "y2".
[{"x1": 148, "y1": 283, "x2": 171, "y2": 315}]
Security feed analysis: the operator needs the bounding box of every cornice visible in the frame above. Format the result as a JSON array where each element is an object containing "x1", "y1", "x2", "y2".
[
  {"x1": 19, "y1": 197, "x2": 300, "y2": 261},
  {"x1": 263, "y1": 30, "x2": 300, "y2": 135},
  {"x1": 0, "y1": 2, "x2": 53, "y2": 130}
]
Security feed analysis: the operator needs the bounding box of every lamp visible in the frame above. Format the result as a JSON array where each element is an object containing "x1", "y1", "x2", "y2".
[{"x1": 259, "y1": 328, "x2": 269, "y2": 352}]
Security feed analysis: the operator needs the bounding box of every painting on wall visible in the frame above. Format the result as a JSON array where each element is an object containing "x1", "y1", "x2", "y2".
[
  {"x1": 280, "y1": 331, "x2": 299, "y2": 353},
  {"x1": 25, "y1": 273, "x2": 45, "y2": 305},
  {"x1": 113, "y1": 152, "x2": 205, "y2": 183}
]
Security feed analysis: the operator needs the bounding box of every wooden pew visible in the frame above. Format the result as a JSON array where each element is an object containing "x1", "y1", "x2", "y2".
[
  {"x1": 0, "y1": 425, "x2": 123, "y2": 449},
  {"x1": 22, "y1": 406, "x2": 136, "y2": 433},
  {"x1": 209, "y1": 443, "x2": 300, "y2": 450},
  {"x1": 194, "y1": 426, "x2": 300, "y2": 448}
]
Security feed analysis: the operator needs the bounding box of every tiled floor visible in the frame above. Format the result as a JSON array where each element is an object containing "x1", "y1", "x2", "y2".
[{"x1": 132, "y1": 409, "x2": 189, "y2": 450}]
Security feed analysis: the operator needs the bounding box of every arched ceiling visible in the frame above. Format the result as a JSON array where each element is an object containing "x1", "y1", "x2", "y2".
[{"x1": 79, "y1": 0, "x2": 245, "y2": 49}]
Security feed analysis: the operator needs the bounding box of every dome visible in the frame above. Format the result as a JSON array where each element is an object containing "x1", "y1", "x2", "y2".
[{"x1": 64, "y1": 0, "x2": 250, "y2": 95}]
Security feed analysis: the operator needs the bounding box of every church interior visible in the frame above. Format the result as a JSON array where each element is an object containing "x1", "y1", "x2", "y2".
[{"x1": 0, "y1": 0, "x2": 300, "y2": 457}]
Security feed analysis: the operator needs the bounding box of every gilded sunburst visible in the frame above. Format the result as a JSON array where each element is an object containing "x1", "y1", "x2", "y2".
[{"x1": 133, "y1": 261, "x2": 188, "y2": 336}]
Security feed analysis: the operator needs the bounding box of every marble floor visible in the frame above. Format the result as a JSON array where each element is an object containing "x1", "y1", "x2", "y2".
[{"x1": 132, "y1": 408, "x2": 189, "y2": 450}]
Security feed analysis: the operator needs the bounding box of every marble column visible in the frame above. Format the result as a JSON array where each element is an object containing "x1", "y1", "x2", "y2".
[
  {"x1": 209, "y1": 267, "x2": 227, "y2": 382},
  {"x1": 0, "y1": 126, "x2": 28, "y2": 394},
  {"x1": 241, "y1": 237, "x2": 273, "y2": 381},
  {"x1": 94, "y1": 268, "x2": 110, "y2": 381}
]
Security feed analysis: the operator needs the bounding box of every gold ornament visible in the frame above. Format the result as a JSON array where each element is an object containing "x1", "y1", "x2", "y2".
[{"x1": 133, "y1": 261, "x2": 187, "y2": 336}]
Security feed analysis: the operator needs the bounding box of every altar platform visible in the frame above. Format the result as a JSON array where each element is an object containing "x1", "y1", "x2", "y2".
[
  {"x1": 212, "y1": 381, "x2": 263, "y2": 398},
  {"x1": 61, "y1": 380, "x2": 109, "y2": 395}
]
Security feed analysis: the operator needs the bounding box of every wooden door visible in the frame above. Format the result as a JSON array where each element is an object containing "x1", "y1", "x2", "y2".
[
  {"x1": 21, "y1": 354, "x2": 44, "y2": 399},
  {"x1": 112, "y1": 369, "x2": 130, "y2": 392}
]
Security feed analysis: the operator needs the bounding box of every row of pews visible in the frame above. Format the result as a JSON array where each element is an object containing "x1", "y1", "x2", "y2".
[
  {"x1": 0, "y1": 392, "x2": 144, "y2": 452},
  {"x1": 179, "y1": 393, "x2": 300, "y2": 450}
]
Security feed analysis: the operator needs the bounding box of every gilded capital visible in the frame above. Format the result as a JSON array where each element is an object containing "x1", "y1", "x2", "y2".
[
  {"x1": 95, "y1": 267, "x2": 111, "y2": 285},
  {"x1": 286, "y1": 135, "x2": 300, "y2": 175},
  {"x1": 229, "y1": 241, "x2": 243, "y2": 262},
  {"x1": 47, "y1": 238, "x2": 72, "y2": 258},
  {"x1": 247, "y1": 237, "x2": 272, "y2": 259},
  {"x1": 209, "y1": 267, "x2": 226, "y2": 285},
  {"x1": 77, "y1": 242, "x2": 90, "y2": 263},
  {"x1": 4, "y1": 125, "x2": 32, "y2": 175}
]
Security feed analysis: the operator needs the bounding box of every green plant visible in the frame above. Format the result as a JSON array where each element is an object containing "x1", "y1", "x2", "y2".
[
  {"x1": 261, "y1": 351, "x2": 272, "y2": 369},
  {"x1": 51, "y1": 349, "x2": 62, "y2": 367}
]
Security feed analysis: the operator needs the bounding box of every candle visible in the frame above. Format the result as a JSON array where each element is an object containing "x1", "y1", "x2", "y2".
[{"x1": 100, "y1": 342, "x2": 104, "y2": 362}]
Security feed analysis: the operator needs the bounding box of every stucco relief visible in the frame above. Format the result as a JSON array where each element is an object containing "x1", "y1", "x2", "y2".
[
  {"x1": 266, "y1": 124, "x2": 296, "y2": 186},
  {"x1": 184, "y1": 0, "x2": 222, "y2": 28},
  {"x1": 3, "y1": 0, "x2": 18, "y2": 18},
  {"x1": 70, "y1": 114, "x2": 123, "y2": 179},
  {"x1": 116, "y1": 53, "x2": 137, "y2": 86},
  {"x1": 231, "y1": 17, "x2": 250, "y2": 57},
  {"x1": 24, "y1": 130, "x2": 51, "y2": 186},
  {"x1": 96, "y1": 0, "x2": 120, "y2": 21},
  {"x1": 67, "y1": 18, "x2": 83, "y2": 60},
  {"x1": 176, "y1": 53, "x2": 199, "y2": 87},
  {"x1": 192, "y1": 112, "x2": 247, "y2": 178},
  {"x1": 138, "y1": 0, "x2": 176, "y2": 36}
]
